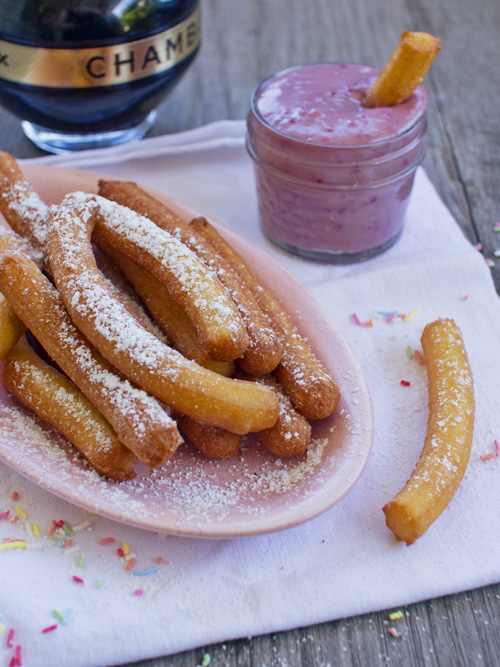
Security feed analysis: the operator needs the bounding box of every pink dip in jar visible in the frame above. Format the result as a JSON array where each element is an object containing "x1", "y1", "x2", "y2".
[{"x1": 246, "y1": 63, "x2": 427, "y2": 262}]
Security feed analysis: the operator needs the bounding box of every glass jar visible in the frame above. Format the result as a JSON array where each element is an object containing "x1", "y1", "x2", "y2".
[
  {"x1": 247, "y1": 63, "x2": 427, "y2": 263},
  {"x1": 0, "y1": 0, "x2": 200, "y2": 153}
]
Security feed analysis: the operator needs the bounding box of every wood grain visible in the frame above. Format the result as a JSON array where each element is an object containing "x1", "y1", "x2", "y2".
[{"x1": 0, "y1": 0, "x2": 499, "y2": 664}]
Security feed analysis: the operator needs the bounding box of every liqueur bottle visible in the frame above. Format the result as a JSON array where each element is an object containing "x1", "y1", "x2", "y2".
[{"x1": 0, "y1": 0, "x2": 201, "y2": 152}]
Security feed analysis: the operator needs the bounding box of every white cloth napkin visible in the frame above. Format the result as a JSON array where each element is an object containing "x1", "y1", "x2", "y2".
[{"x1": 1, "y1": 121, "x2": 499, "y2": 667}]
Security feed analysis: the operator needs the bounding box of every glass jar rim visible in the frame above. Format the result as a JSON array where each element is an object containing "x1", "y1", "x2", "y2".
[{"x1": 249, "y1": 62, "x2": 427, "y2": 151}]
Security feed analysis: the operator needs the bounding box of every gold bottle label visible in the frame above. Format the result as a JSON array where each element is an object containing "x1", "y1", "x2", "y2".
[{"x1": 0, "y1": 8, "x2": 200, "y2": 88}]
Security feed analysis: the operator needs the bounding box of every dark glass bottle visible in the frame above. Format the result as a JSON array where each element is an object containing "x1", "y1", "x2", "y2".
[{"x1": 0, "y1": 0, "x2": 201, "y2": 152}]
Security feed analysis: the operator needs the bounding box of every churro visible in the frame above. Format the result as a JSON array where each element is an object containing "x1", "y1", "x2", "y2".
[
  {"x1": 174, "y1": 414, "x2": 241, "y2": 460},
  {"x1": 0, "y1": 249, "x2": 181, "y2": 468},
  {"x1": 98, "y1": 179, "x2": 283, "y2": 375},
  {"x1": 1, "y1": 337, "x2": 136, "y2": 481},
  {"x1": 67, "y1": 191, "x2": 249, "y2": 361},
  {"x1": 99, "y1": 240, "x2": 234, "y2": 376},
  {"x1": 0, "y1": 151, "x2": 48, "y2": 268},
  {"x1": 364, "y1": 31, "x2": 441, "y2": 108},
  {"x1": 383, "y1": 318, "x2": 475, "y2": 544},
  {"x1": 45, "y1": 195, "x2": 279, "y2": 435},
  {"x1": 0, "y1": 228, "x2": 32, "y2": 358},
  {"x1": 189, "y1": 216, "x2": 340, "y2": 420},
  {"x1": 238, "y1": 371, "x2": 311, "y2": 457}
]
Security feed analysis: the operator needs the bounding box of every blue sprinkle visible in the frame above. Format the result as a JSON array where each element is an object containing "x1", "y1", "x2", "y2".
[
  {"x1": 62, "y1": 609, "x2": 73, "y2": 626},
  {"x1": 130, "y1": 567, "x2": 159, "y2": 577}
]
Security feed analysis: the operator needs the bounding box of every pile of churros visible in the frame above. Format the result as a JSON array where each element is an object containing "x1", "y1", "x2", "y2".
[{"x1": 0, "y1": 151, "x2": 341, "y2": 482}]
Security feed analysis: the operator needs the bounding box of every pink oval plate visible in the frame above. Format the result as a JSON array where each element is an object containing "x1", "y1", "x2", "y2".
[{"x1": 0, "y1": 165, "x2": 374, "y2": 538}]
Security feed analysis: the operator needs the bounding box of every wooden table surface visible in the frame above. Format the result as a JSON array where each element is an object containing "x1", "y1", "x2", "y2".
[{"x1": 1, "y1": 0, "x2": 499, "y2": 665}]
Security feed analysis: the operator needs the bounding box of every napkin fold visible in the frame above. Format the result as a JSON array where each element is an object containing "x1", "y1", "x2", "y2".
[{"x1": 0, "y1": 121, "x2": 499, "y2": 667}]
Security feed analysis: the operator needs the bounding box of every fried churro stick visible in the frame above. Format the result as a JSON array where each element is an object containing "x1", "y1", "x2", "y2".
[
  {"x1": 237, "y1": 371, "x2": 311, "y2": 457},
  {"x1": 190, "y1": 217, "x2": 340, "y2": 420},
  {"x1": 0, "y1": 151, "x2": 48, "y2": 268},
  {"x1": 174, "y1": 413, "x2": 241, "y2": 460},
  {"x1": 0, "y1": 250, "x2": 181, "y2": 468},
  {"x1": 363, "y1": 31, "x2": 441, "y2": 108},
  {"x1": 69, "y1": 191, "x2": 248, "y2": 361},
  {"x1": 98, "y1": 179, "x2": 283, "y2": 375},
  {"x1": 1, "y1": 337, "x2": 136, "y2": 481},
  {"x1": 99, "y1": 240, "x2": 234, "y2": 376},
  {"x1": 45, "y1": 197, "x2": 279, "y2": 435},
  {"x1": 383, "y1": 319, "x2": 475, "y2": 545},
  {"x1": 0, "y1": 228, "x2": 32, "y2": 358}
]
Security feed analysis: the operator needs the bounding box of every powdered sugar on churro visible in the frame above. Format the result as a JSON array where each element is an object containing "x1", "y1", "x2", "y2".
[{"x1": 61, "y1": 192, "x2": 242, "y2": 335}]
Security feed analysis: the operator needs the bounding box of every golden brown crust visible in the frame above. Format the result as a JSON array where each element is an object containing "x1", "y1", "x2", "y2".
[
  {"x1": 189, "y1": 216, "x2": 341, "y2": 420},
  {"x1": 0, "y1": 250, "x2": 181, "y2": 468},
  {"x1": 383, "y1": 318, "x2": 475, "y2": 544},
  {"x1": 363, "y1": 31, "x2": 441, "y2": 108},
  {"x1": 98, "y1": 240, "x2": 235, "y2": 376},
  {"x1": 1, "y1": 337, "x2": 136, "y2": 481},
  {"x1": 174, "y1": 414, "x2": 241, "y2": 460},
  {"x1": 98, "y1": 180, "x2": 284, "y2": 375},
  {"x1": 238, "y1": 371, "x2": 311, "y2": 457}
]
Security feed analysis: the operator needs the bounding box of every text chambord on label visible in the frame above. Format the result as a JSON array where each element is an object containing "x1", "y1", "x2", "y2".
[{"x1": 0, "y1": 8, "x2": 200, "y2": 89}]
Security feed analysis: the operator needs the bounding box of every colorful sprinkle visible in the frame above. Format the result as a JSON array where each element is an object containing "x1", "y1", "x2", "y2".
[
  {"x1": 7, "y1": 628, "x2": 14, "y2": 647},
  {"x1": 9, "y1": 645, "x2": 22, "y2": 667},
  {"x1": 117, "y1": 547, "x2": 125, "y2": 558},
  {"x1": 480, "y1": 439, "x2": 500, "y2": 461},
  {"x1": 133, "y1": 589, "x2": 144, "y2": 596},
  {"x1": 99, "y1": 537, "x2": 115, "y2": 546},
  {"x1": 72, "y1": 520, "x2": 90, "y2": 532},
  {"x1": 0, "y1": 625, "x2": 4, "y2": 635},
  {"x1": 389, "y1": 627, "x2": 400, "y2": 638},
  {"x1": 414, "y1": 349, "x2": 424, "y2": 365},
  {"x1": 0, "y1": 510, "x2": 9, "y2": 520},
  {"x1": 130, "y1": 566, "x2": 158, "y2": 577},
  {"x1": 400, "y1": 380, "x2": 411, "y2": 387},
  {"x1": 76, "y1": 553, "x2": 85, "y2": 568},
  {"x1": 71, "y1": 576, "x2": 84, "y2": 584},
  {"x1": 352, "y1": 313, "x2": 361, "y2": 325},
  {"x1": 404, "y1": 310, "x2": 419, "y2": 322},
  {"x1": 0, "y1": 540, "x2": 27, "y2": 551},
  {"x1": 405, "y1": 345, "x2": 413, "y2": 359},
  {"x1": 42, "y1": 625, "x2": 57, "y2": 634},
  {"x1": 156, "y1": 556, "x2": 166, "y2": 565},
  {"x1": 389, "y1": 610, "x2": 404, "y2": 620},
  {"x1": 14, "y1": 506, "x2": 27, "y2": 520},
  {"x1": 62, "y1": 610, "x2": 73, "y2": 626},
  {"x1": 122, "y1": 542, "x2": 130, "y2": 556},
  {"x1": 11, "y1": 492, "x2": 18, "y2": 501},
  {"x1": 201, "y1": 653, "x2": 211, "y2": 667},
  {"x1": 125, "y1": 557, "x2": 137, "y2": 572},
  {"x1": 96, "y1": 579, "x2": 103, "y2": 589},
  {"x1": 52, "y1": 610, "x2": 64, "y2": 622}
]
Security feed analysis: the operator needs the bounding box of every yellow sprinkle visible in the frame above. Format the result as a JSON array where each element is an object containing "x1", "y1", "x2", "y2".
[
  {"x1": 15, "y1": 506, "x2": 27, "y2": 519},
  {"x1": 0, "y1": 540, "x2": 27, "y2": 551},
  {"x1": 389, "y1": 610, "x2": 404, "y2": 620},
  {"x1": 33, "y1": 523, "x2": 40, "y2": 536},
  {"x1": 404, "y1": 310, "x2": 419, "y2": 322},
  {"x1": 122, "y1": 542, "x2": 130, "y2": 556},
  {"x1": 0, "y1": 625, "x2": 5, "y2": 634}
]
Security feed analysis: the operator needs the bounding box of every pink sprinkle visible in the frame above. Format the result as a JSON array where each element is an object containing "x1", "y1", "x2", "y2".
[
  {"x1": 14, "y1": 645, "x2": 22, "y2": 666},
  {"x1": 72, "y1": 576, "x2": 84, "y2": 584},
  {"x1": 352, "y1": 313, "x2": 361, "y2": 326},
  {"x1": 7, "y1": 628, "x2": 15, "y2": 648},
  {"x1": 133, "y1": 589, "x2": 144, "y2": 596},
  {"x1": 117, "y1": 548, "x2": 125, "y2": 558},
  {"x1": 480, "y1": 453, "x2": 496, "y2": 461},
  {"x1": 495, "y1": 439, "x2": 500, "y2": 456},
  {"x1": 400, "y1": 380, "x2": 411, "y2": 386},
  {"x1": 0, "y1": 510, "x2": 10, "y2": 520},
  {"x1": 387, "y1": 314, "x2": 397, "y2": 323},
  {"x1": 42, "y1": 625, "x2": 57, "y2": 634},
  {"x1": 99, "y1": 537, "x2": 115, "y2": 546}
]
